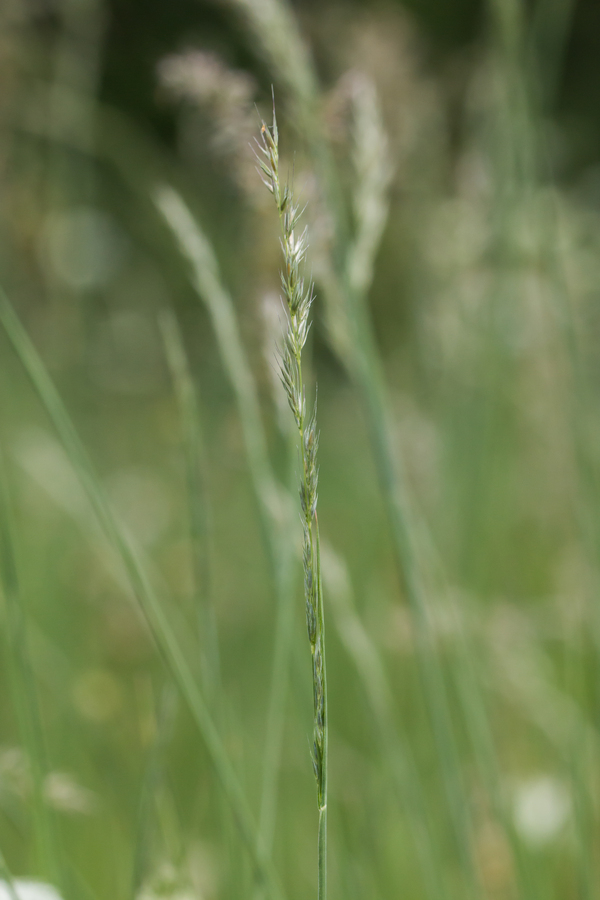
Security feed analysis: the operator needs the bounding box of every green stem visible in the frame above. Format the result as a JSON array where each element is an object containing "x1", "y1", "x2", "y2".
[
  {"x1": 317, "y1": 804, "x2": 327, "y2": 900},
  {"x1": 315, "y1": 521, "x2": 327, "y2": 900},
  {"x1": 271, "y1": 124, "x2": 328, "y2": 897},
  {"x1": 297, "y1": 349, "x2": 328, "y2": 900}
]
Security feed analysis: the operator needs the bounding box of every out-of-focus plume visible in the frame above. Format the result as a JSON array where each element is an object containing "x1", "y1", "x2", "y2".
[
  {"x1": 346, "y1": 71, "x2": 394, "y2": 302},
  {"x1": 157, "y1": 50, "x2": 257, "y2": 191}
]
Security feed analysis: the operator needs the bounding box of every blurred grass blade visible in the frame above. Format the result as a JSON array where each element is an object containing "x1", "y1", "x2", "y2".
[
  {"x1": 130, "y1": 684, "x2": 178, "y2": 899},
  {"x1": 350, "y1": 309, "x2": 479, "y2": 891},
  {"x1": 321, "y1": 544, "x2": 451, "y2": 900},
  {"x1": 0, "y1": 848, "x2": 21, "y2": 900},
  {"x1": 159, "y1": 310, "x2": 221, "y2": 700},
  {"x1": 154, "y1": 188, "x2": 279, "y2": 520},
  {"x1": 222, "y1": 0, "x2": 346, "y2": 244},
  {"x1": 530, "y1": 0, "x2": 576, "y2": 106},
  {"x1": 346, "y1": 74, "x2": 394, "y2": 307},
  {"x1": 154, "y1": 186, "x2": 297, "y2": 858},
  {"x1": 159, "y1": 314, "x2": 243, "y2": 889},
  {"x1": 0, "y1": 286, "x2": 284, "y2": 900},
  {"x1": 0, "y1": 449, "x2": 63, "y2": 893},
  {"x1": 220, "y1": 0, "x2": 317, "y2": 125}
]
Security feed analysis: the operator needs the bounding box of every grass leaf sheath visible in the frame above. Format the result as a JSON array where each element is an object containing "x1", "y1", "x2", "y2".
[{"x1": 257, "y1": 105, "x2": 328, "y2": 899}]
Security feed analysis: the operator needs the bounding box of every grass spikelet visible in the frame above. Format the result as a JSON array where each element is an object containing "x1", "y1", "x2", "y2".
[
  {"x1": 256, "y1": 102, "x2": 328, "y2": 900},
  {"x1": 347, "y1": 72, "x2": 394, "y2": 302}
]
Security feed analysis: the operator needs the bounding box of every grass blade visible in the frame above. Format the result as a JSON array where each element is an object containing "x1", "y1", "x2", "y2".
[
  {"x1": 154, "y1": 186, "x2": 298, "y2": 861},
  {"x1": 159, "y1": 310, "x2": 221, "y2": 701},
  {"x1": 321, "y1": 544, "x2": 451, "y2": 900},
  {"x1": 0, "y1": 285, "x2": 284, "y2": 900}
]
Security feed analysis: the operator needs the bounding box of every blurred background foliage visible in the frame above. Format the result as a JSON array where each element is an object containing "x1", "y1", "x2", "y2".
[{"x1": 1, "y1": 0, "x2": 600, "y2": 898}]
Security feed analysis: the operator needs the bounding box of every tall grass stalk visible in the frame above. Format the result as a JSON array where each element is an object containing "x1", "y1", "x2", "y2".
[
  {"x1": 0, "y1": 286, "x2": 285, "y2": 900},
  {"x1": 221, "y1": 5, "x2": 481, "y2": 883},
  {"x1": 256, "y1": 106, "x2": 328, "y2": 899},
  {"x1": 232, "y1": 8, "x2": 553, "y2": 891},
  {"x1": 154, "y1": 187, "x2": 298, "y2": 866}
]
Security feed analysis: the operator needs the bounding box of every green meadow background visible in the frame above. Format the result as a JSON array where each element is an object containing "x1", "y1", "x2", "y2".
[{"x1": 1, "y1": 1, "x2": 600, "y2": 898}]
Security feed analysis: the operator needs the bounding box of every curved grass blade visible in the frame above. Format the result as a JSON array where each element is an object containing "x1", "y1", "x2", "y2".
[
  {"x1": 0, "y1": 286, "x2": 284, "y2": 900},
  {"x1": 154, "y1": 186, "x2": 297, "y2": 862}
]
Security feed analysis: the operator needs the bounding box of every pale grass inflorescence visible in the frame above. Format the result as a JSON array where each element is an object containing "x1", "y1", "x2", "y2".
[{"x1": 256, "y1": 107, "x2": 328, "y2": 898}]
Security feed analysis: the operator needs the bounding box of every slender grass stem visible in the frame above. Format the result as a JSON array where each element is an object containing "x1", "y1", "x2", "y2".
[
  {"x1": 225, "y1": 4, "x2": 479, "y2": 882},
  {"x1": 315, "y1": 521, "x2": 327, "y2": 900},
  {"x1": 256, "y1": 105, "x2": 328, "y2": 899},
  {"x1": 159, "y1": 310, "x2": 221, "y2": 699}
]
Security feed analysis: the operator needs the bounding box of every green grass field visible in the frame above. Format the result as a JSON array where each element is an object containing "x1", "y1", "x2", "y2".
[{"x1": 1, "y1": 1, "x2": 600, "y2": 898}]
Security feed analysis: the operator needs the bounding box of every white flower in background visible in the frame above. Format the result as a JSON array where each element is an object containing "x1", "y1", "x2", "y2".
[
  {"x1": 44, "y1": 771, "x2": 98, "y2": 816},
  {"x1": 0, "y1": 882, "x2": 63, "y2": 900},
  {"x1": 513, "y1": 775, "x2": 570, "y2": 847}
]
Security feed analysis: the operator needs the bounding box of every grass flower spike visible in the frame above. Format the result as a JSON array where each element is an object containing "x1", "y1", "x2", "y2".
[{"x1": 256, "y1": 104, "x2": 328, "y2": 899}]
